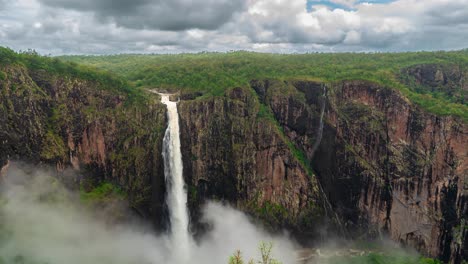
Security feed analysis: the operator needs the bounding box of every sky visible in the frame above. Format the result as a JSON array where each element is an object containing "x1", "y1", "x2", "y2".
[{"x1": 0, "y1": 0, "x2": 468, "y2": 54}]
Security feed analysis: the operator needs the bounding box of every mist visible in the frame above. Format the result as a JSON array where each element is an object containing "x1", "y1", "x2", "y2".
[
  {"x1": 0, "y1": 164, "x2": 297, "y2": 264},
  {"x1": 0, "y1": 164, "x2": 436, "y2": 264}
]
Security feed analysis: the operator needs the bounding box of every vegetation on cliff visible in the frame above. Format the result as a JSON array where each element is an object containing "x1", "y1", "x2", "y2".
[
  {"x1": 3, "y1": 46, "x2": 466, "y2": 119},
  {"x1": 1, "y1": 46, "x2": 466, "y2": 263},
  {"x1": 0, "y1": 46, "x2": 167, "y2": 218},
  {"x1": 80, "y1": 182, "x2": 127, "y2": 204},
  {"x1": 60, "y1": 50, "x2": 468, "y2": 120},
  {"x1": 0, "y1": 47, "x2": 144, "y2": 102}
]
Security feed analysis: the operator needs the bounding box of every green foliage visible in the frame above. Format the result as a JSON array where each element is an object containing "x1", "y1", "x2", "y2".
[
  {"x1": 296, "y1": 201, "x2": 325, "y2": 230},
  {"x1": 256, "y1": 201, "x2": 289, "y2": 227},
  {"x1": 229, "y1": 242, "x2": 281, "y2": 264},
  {"x1": 80, "y1": 182, "x2": 127, "y2": 205},
  {"x1": 0, "y1": 71, "x2": 6, "y2": 81},
  {"x1": 325, "y1": 252, "x2": 443, "y2": 264},
  {"x1": 0, "y1": 46, "x2": 145, "y2": 104},
  {"x1": 400, "y1": 64, "x2": 467, "y2": 105},
  {"x1": 452, "y1": 219, "x2": 466, "y2": 245},
  {"x1": 229, "y1": 250, "x2": 252, "y2": 264},
  {"x1": 256, "y1": 100, "x2": 313, "y2": 175},
  {"x1": 60, "y1": 50, "x2": 468, "y2": 120},
  {"x1": 258, "y1": 242, "x2": 282, "y2": 264},
  {"x1": 4, "y1": 46, "x2": 467, "y2": 119},
  {"x1": 188, "y1": 185, "x2": 198, "y2": 203},
  {"x1": 256, "y1": 103, "x2": 275, "y2": 121},
  {"x1": 40, "y1": 131, "x2": 67, "y2": 160},
  {"x1": 0, "y1": 47, "x2": 18, "y2": 65}
]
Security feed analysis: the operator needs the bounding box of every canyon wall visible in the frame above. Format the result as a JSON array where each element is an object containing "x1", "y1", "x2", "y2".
[
  {"x1": 250, "y1": 76, "x2": 467, "y2": 263},
  {"x1": 0, "y1": 64, "x2": 167, "y2": 226},
  {"x1": 1, "y1": 62, "x2": 466, "y2": 262},
  {"x1": 178, "y1": 87, "x2": 325, "y2": 236}
]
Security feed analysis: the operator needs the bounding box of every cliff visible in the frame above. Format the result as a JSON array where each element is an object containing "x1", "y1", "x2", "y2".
[
  {"x1": 0, "y1": 62, "x2": 168, "y2": 226},
  {"x1": 1, "y1": 54, "x2": 466, "y2": 263},
  {"x1": 178, "y1": 87, "x2": 325, "y2": 236},
  {"x1": 250, "y1": 75, "x2": 467, "y2": 263}
]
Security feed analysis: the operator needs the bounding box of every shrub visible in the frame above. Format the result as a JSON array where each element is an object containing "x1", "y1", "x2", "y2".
[{"x1": 229, "y1": 242, "x2": 281, "y2": 264}]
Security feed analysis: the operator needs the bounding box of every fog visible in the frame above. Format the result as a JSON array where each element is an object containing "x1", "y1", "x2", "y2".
[
  {"x1": 0, "y1": 164, "x2": 296, "y2": 264},
  {"x1": 0, "y1": 163, "x2": 432, "y2": 264}
]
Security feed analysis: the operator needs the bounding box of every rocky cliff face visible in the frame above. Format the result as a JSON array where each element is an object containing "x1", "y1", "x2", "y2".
[
  {"x1": 251, "y1": 78, "x2": 467, "y2": 263},
  {"x1": 402, "y1": 63, "x2": 467, "y2": 104},
  {"x1": 177, "y1": 87, "x2": 325, "y2": 236},
  {"x1": 1, "y1": 61, "x2": 466, "y2": 262},
  {"x1": 0, "y1": 64, "x2": 167, "y2": 226}
]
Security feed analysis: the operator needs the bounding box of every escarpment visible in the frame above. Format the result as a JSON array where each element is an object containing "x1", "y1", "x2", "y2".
[
  {"x1": 0, "y1": 64, "x2": 167, "y2": 226},
  {"x1": 1, "y1": 58, "x2": 467, "y2": 263},
  {"x1": 251, "y1": 78, "x2": 467, "y2": 263},
  {"x1": 177, "y1": 87, "x2": 324, "y2": 235},
  {"x1": 402, "y1": 63, "x2": 468, "y2": 104}
]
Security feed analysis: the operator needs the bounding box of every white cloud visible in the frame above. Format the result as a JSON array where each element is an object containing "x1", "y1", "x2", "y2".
[
  {"x1": 343, "y1": 30, "x2": 361, "y2": 44},
  {"x1": 0, "y1": 0, "x2": 467, "y2": 54}
]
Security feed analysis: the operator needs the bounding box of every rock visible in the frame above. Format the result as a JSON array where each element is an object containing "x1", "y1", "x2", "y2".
[
  {"x1": 0, "y1": 63, "x2": 167, "y2": 229},
  {"x1": 1, "y1": 61, "x2": 466, "y2": 263},
  {"x1": 0, "y1": 160, "x2": 10, "y2": 179},
  {"x1": 403, "y1": 64, "x2": 468, "y2": 104},
  {"x1": 178, "y1": 86, "x2": 323, "y2": 236},
  {"x1": 250, "y1": 78, "x2": 467, "y2": 263}
]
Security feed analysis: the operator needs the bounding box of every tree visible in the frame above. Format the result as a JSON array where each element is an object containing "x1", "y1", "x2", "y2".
[{"x1": 229, "y1": 242, "x2": 281, "y2": 264}]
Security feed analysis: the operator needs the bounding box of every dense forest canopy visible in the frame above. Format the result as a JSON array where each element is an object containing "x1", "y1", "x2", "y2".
[
  {"x1": 0, "y1": 47, "x2": 143, "y2": 103},
  {"x1": 1, "y1": 46, "x2": 467, "y2": 120},
  {"x1": 59, "y1": 50, "x2": 468, "y2": 121}
]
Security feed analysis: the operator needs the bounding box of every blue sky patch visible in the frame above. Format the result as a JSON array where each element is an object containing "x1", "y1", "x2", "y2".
[{"x1": 307, "y1": 0, "x2": 396, "y2": 11}]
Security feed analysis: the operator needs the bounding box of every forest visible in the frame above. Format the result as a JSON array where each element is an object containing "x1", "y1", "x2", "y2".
[{"x1": 59, "y1": 49, "x2": 468, "y2": 120}]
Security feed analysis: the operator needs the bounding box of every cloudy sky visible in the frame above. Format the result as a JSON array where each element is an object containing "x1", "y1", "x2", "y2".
[{"x1": 1, "y1": 0, "x2": 468, "y2": 54}]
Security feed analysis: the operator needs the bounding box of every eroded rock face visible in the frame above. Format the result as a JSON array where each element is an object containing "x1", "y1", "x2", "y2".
[
  {"x1": 0, "y1": 64, "x2": 167, "y2": 227},
  {"x1": 251, "y1": 79, "x2": 467, "y2": 263},
  {"x1": 0, "y1": 160, "x2": 9, "y2": 179},
  {"x1": 1, "y1": 62, "x2": 466, "y2": 262},
  {"x1": 402, "y1": 64, "x2": 468, "y2": 104},
  {"x1": 178, "y1": 87, "x2": 323, "y2": 235}
]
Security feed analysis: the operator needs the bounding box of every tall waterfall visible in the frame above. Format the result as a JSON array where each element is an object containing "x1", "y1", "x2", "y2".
[{"x1": 160, "y1": 94, "x2": 191, "y2": 262}]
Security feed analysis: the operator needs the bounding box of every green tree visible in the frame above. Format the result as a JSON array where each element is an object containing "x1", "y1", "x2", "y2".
[{"x1": 229, "y1": 242, "x2": 281, "y2": 264}]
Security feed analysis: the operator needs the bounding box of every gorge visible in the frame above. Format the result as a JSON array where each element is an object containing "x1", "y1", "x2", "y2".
[{"x1": 0, "y1": 48, "x2": 467, "y2": 263}]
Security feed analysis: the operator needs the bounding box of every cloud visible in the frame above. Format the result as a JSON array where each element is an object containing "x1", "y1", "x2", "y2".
[
  {"x1": 38, "y1": 0, "x2": 247, "y2": 31},
  {"x1": 0, "y1": 0, "x2": 468, "y2": 53}
]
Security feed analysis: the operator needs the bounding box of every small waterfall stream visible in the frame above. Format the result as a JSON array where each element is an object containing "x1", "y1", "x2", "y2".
[
  {"x1": 160, "y1": 93, "x2": 191, "y2": 263},
  {"x1": 310, "y1": 84, "x2": 326, "y2": 159}
]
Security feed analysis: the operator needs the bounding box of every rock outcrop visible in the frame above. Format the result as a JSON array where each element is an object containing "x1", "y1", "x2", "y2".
[
  {"x1": 178, "y1": 87, "x2": 324, "y2": 236},
  {"x1": 0, "y1": 64, "x2": 167, "y2": 227},
  {"x1": 1, "y1": 59, "x2": 466, "y2": 263},
  {"x1": 251, "y1": 78, "x2": 467, "y2": 263},
  {"x1": 402, "y1": 64, "x2": 467, "y2": 104}
]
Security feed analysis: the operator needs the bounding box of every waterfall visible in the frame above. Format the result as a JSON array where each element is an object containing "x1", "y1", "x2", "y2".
[
  {"x1": 310, "y1": 84, "x2": 326, "y2": 159},
  {"x1": 308, "y1": 86, "x2": 347, "y2": 237},
  {"x1": 160, "y1": 93, "x2": 191, "y2": 263}
]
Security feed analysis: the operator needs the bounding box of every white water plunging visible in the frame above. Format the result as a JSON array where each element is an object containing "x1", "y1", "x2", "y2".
[{"x1": 160, "y1": 93, "x2": 191, "y2": 262}]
